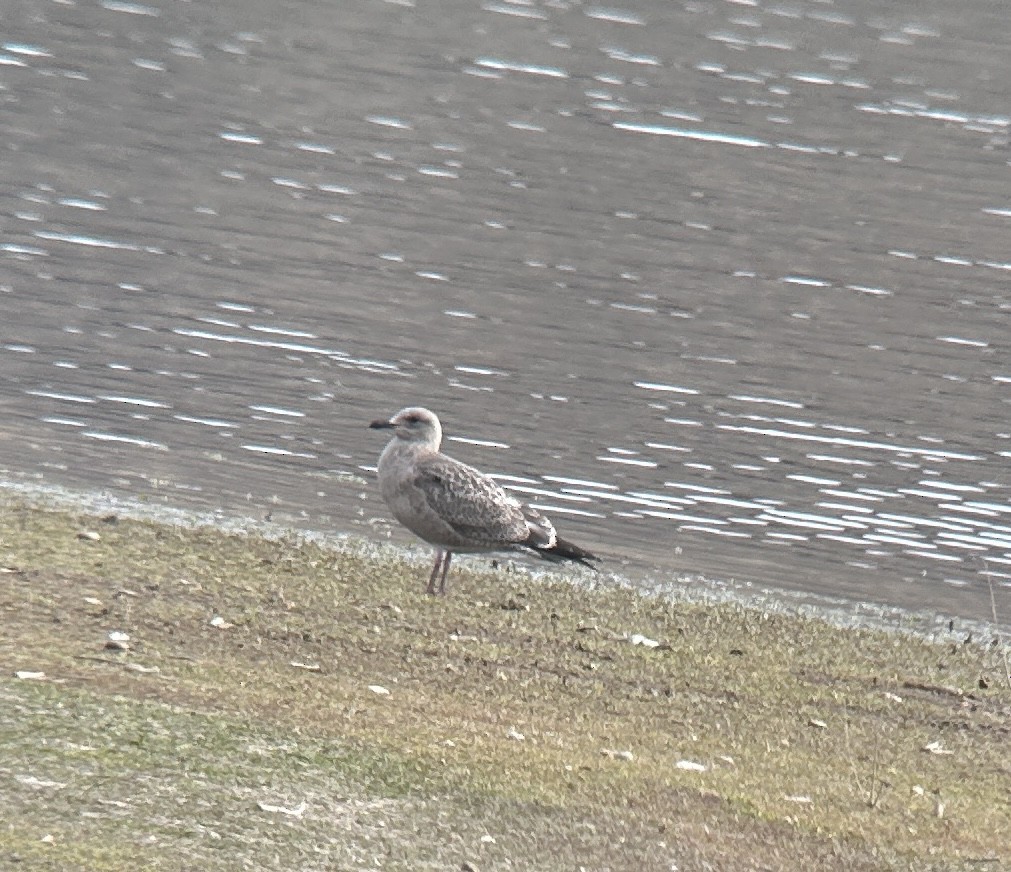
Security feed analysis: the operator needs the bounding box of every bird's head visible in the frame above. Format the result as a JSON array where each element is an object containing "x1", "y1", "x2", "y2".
[{"x1": 369, "y1": 406, "x2": 443, "y2": 448}]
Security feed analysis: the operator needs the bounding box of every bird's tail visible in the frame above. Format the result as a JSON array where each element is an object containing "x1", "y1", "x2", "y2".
[
  {"x1": 520, "y1": 506, "x2": 599, "y2": 570},
  {"x1": 530, "y1": 535, "x2": 600, "y2": 571}
]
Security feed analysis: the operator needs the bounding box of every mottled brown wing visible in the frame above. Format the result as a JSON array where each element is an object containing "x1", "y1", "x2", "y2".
[{"x1": 411, "y1": 455, "x2": 528, "y2": 547}]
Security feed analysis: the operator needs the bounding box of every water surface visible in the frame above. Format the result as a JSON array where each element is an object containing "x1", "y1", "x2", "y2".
[{"x1": 2, "y1": 0, "x2": 1009, "y2": 625}]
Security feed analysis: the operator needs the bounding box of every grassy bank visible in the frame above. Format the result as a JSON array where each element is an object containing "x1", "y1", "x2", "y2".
[{"x1": 1, "y1": 500, "x2": 1008, "y2": 870}]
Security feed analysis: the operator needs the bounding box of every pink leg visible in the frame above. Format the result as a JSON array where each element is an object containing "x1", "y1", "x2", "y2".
[
  {"x1": 438, "y1": 551, "x2": 453, "y2": 595},
  {"x1": 426, "y1": 550, "x2": 445, "y2": 595}
]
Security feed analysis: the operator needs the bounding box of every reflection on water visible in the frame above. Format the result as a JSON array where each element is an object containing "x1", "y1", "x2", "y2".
[{"x1": 1, "y1": 0, "x2": 1009, "y2": 624}]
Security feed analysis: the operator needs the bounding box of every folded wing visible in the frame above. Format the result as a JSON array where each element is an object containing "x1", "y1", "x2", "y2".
[{"x1": 412, "y1": 456, "x2": 529, "y2": 547}]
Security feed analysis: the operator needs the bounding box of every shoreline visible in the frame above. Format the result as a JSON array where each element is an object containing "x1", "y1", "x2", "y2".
[{"x1": 2, "y1": 478, "x2": 1006, "y2": 640}]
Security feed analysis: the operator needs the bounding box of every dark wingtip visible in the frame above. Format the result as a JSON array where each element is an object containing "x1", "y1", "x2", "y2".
[{"x1": 532, "y1": 535, "x2": 601, "y2": 571}]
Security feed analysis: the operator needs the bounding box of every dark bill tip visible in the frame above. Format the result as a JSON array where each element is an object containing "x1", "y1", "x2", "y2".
[{"x1": 369, "y1": 419, "x2": 395, "y2": 430}]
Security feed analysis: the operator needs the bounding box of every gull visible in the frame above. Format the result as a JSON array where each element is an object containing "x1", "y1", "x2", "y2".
[{"x1": 369, "y1": 406, "x2": 600, "y2": 594}]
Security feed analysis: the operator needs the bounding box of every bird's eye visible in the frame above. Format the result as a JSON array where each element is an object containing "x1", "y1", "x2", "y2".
[{"x1": 404, "y1": 414, "x2": 420, "y2": 424}]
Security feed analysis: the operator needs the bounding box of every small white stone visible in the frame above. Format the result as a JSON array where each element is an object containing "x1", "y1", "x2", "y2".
[
  {"x1": 105, "y1": 631, "x2": 131, "y2": 651},
  {"x1": 506, "y1": 727, "x2": 525, "y2": 741},
  {"x1": 675, "y1": 759, "x2": 707, "y2": 772},
  {"x1": 15, "y1": 671, "x2": 46, "y2": 681},
  {"x1": 209, "y1": 616, "x2": 233, "y2": 629},
  {"x1": 257, "y1": 799, "x2": 306, "y2": 818},
  {"x1": 368, "y1": 684, "x2": 390, "y2": 696},
  {"x1": 16, "y1": 774, "x2": 66, "y2": 789},
  {"x1": 629, "y1": 633, "x2": 660, "y2": 647}
]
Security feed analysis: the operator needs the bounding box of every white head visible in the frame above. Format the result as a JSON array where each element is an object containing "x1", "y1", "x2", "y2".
[{"x1": 369, "y1": 406, "x2": 443, "y2": 450}]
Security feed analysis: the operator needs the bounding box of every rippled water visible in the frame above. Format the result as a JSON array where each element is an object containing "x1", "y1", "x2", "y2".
[{"x1": 2, "y1": 0, "x2": 1009, "y2": 625}]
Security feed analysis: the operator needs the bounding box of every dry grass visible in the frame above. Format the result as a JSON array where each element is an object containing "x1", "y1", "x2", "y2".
[{"x1": 1, "y1": 499, "x2": 1009, "y2": 870}]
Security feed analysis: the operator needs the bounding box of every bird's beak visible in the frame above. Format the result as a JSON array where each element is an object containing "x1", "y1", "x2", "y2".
[{"x1": 369, "y1": 418, "x2": 395, "y2": 430}]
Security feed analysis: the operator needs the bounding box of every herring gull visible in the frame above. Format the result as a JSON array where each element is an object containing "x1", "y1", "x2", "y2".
[{"x1": 369, "y1": 406, "x2": 599, "y2": 594}]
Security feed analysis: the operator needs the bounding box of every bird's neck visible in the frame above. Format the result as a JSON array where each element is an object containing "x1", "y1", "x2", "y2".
[{"x1": 378, "y1": 437, "x2": 437, "y2": 473}]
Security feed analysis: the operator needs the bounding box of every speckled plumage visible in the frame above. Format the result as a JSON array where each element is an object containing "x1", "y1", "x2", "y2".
[{"x1": 370, "y1": 406, "x2": 598, "y2": 594}]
